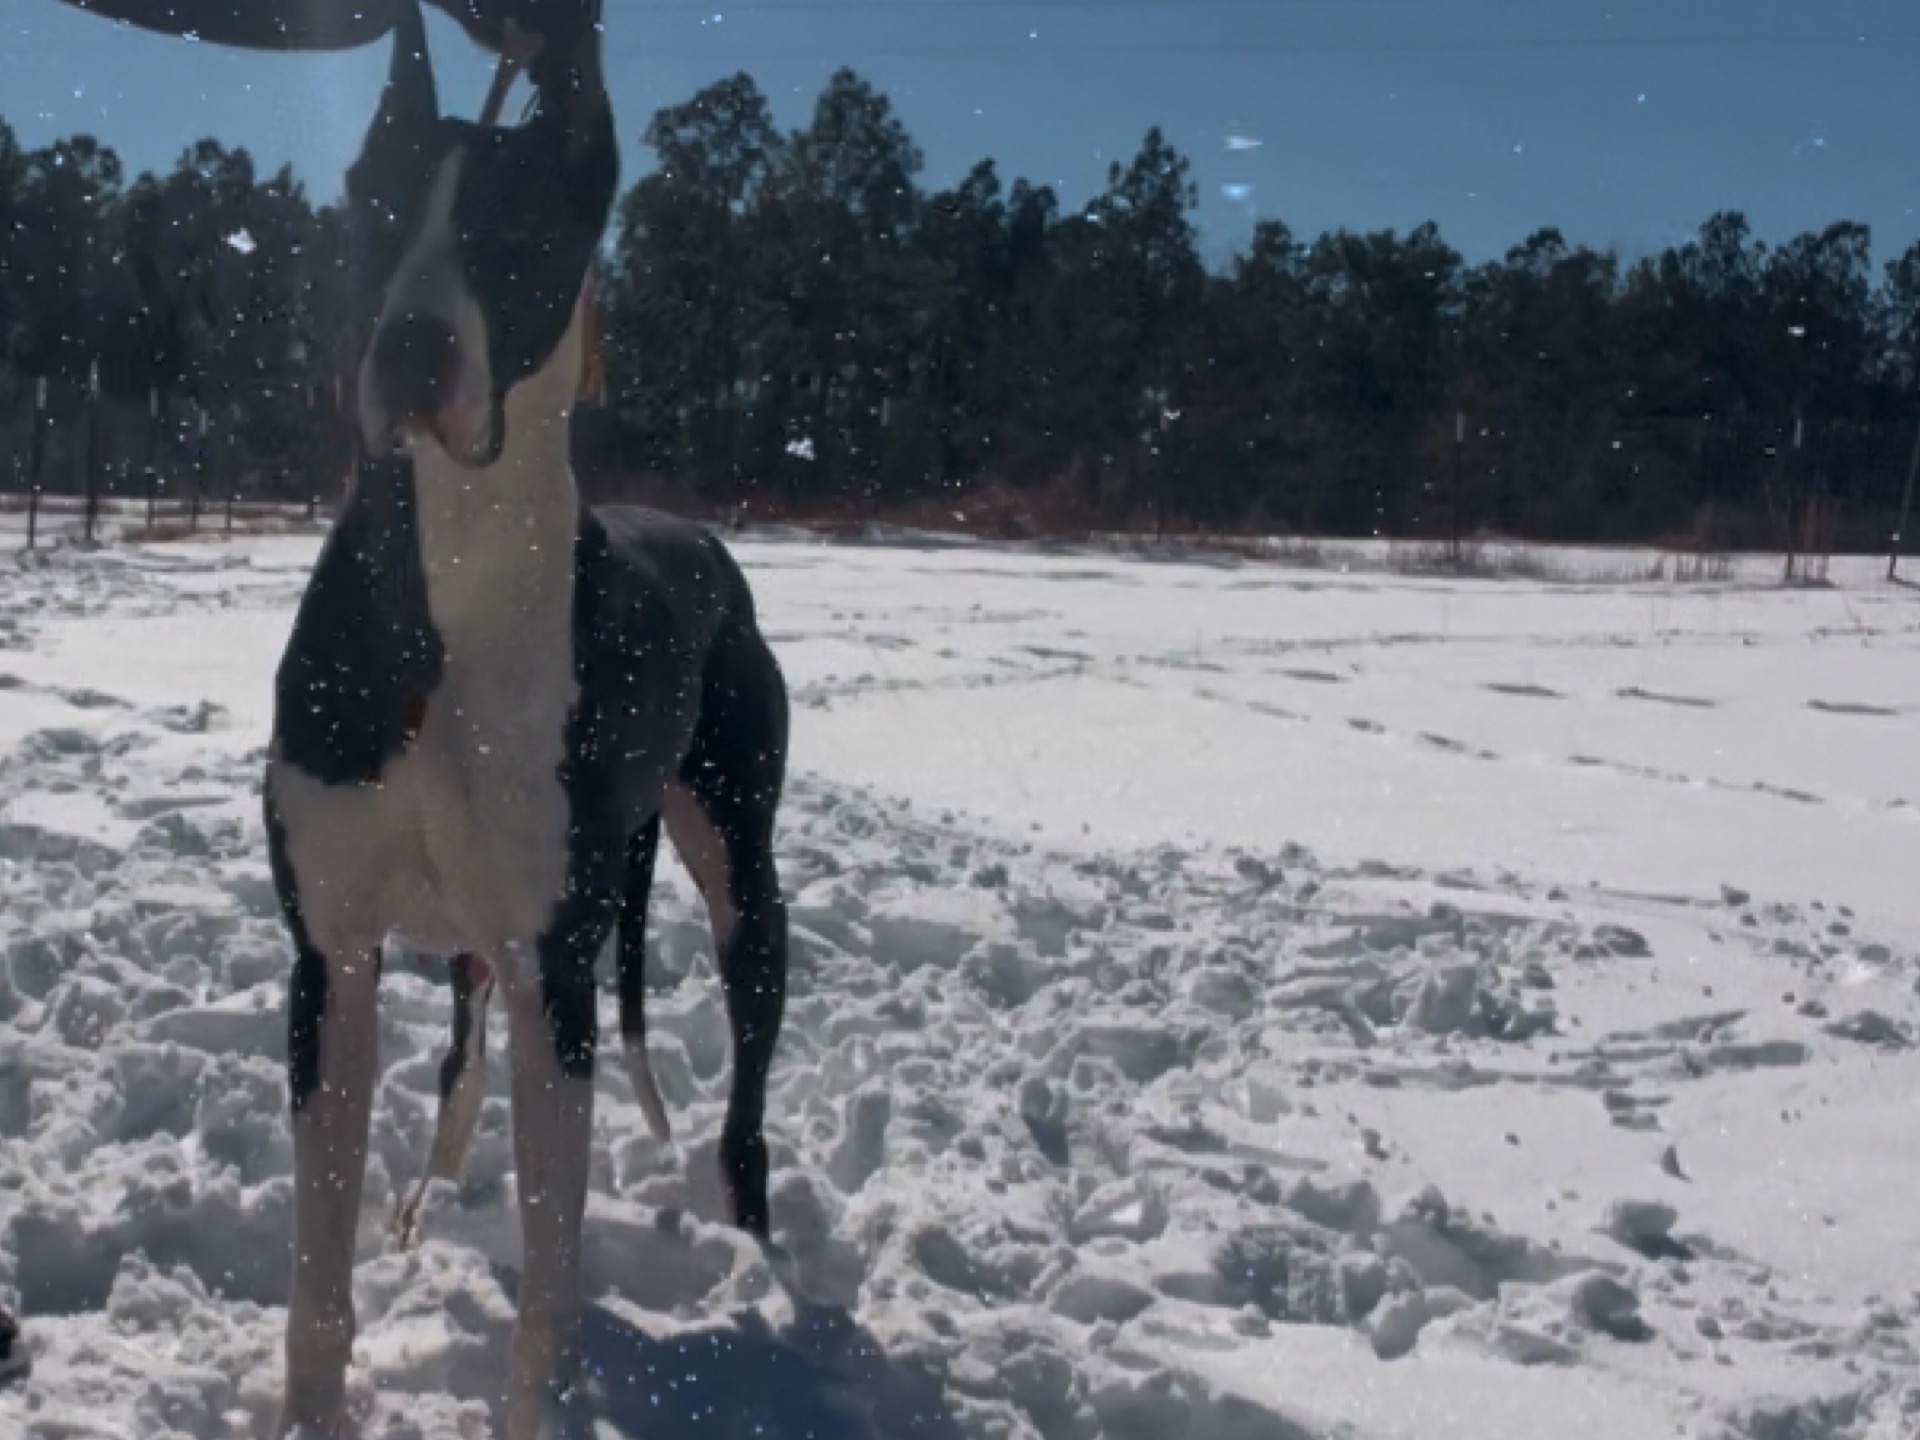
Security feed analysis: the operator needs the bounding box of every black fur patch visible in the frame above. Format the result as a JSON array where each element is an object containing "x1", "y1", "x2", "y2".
[
  {"x1": 288, "y1": 949, "x2": 330, "y2": 1113},
  {"x1": 438, "y1": 955, "x2": 479, "y2": 1102},
  {"x1": 452, "y1": 99, "x2": 618, "y2": 401},
  {"x1": 273, "y1": 457, "x2": 444, "y2": 789},
  {"x1": 265, "y1": 787, "x2": 330, "y2": 1113}
]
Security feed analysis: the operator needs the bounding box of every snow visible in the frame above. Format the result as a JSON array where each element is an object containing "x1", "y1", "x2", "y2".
[{"x1": 2, "y1": 529, "x2": 1918, "y2": 1440}]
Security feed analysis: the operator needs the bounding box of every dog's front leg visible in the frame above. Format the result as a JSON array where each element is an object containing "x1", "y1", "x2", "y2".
[
  {"x1": 279, "y1": 946, "x2": 380, "y2": 1438},
  {"x1": 501, "y1": 946, "x2": 596, "y2": 1440}
]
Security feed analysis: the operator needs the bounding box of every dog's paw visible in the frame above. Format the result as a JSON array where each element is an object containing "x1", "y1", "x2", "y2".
[
  {"x1": 390, "y1": 1194, "x2": 426, "y2": 1252},
  {"x1": 759, "y1": 1237, "x2": 811, "y2": 1304}
]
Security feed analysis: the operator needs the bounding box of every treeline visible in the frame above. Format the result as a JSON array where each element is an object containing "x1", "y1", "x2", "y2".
[{"x1": 5, "y1": 69, "x2": 1920, "y2": 549}]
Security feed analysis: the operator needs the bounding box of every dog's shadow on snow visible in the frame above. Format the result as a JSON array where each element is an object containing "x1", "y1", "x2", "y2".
[{"x1": 531, "y1": 1290, "x2": 968, "y2": 1440}]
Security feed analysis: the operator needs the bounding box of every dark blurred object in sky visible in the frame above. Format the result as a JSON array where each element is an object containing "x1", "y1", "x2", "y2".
[{"x1": 45, "y1": 0, "x2": 594, "y2": 55}]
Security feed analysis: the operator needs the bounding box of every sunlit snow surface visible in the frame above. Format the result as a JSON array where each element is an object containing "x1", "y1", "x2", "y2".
[{"x1": 1, "y1": 517, "x2": 1918, "y2": 1440}]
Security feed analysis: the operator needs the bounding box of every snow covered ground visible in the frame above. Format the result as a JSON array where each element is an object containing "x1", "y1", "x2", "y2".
[{"x1": 1, "y1": 527, "x2": 1918, "y2": 1440}]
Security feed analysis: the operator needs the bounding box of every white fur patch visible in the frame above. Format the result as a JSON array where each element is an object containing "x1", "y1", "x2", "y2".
[{"x1": 663, "y1": 782, "x2": 738, "y2": 948}]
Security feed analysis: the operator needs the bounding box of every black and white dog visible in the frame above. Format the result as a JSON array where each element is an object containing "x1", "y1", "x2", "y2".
[{"x1": 260, "y1": 5, "x2": 789, "y2": 1435}]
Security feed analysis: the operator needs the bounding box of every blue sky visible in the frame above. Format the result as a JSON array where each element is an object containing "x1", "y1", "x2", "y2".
[{"x1": 2, "y1": 0, "x2": 1917, "y2": 265}]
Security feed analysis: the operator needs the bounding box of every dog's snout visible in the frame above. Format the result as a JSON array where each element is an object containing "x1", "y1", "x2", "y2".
[{"x1": 368, "y1": 311, "x2": 460, "y2": 426}]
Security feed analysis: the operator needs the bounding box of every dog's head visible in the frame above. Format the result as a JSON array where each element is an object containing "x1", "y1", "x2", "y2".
[
  {"x1": 51, "y1": 1, "x2": 617, "y2": 467},
  {"x1": 348, "y1": 0, "x2": 617, "y2": 468}
]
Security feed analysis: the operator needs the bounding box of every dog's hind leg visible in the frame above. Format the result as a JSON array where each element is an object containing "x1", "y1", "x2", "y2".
[
  {"x1": 395, "y1": 952, "x2": 495, "y2": 1248},
  {"x1": 615, "y1": 816, "x2": 672, "y2": 1141},
  {"x1": 666, "y1": 618, "x2": 789, "y2": 1240}
]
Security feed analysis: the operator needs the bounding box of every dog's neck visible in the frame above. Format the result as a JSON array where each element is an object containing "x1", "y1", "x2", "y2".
[{"x1": 407, "y1": 308, "x2": 587, "y2": 650}]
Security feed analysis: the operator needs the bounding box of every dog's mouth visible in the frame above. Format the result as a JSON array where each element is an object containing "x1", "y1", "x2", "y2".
[
  {"x1": 406, "y1": 401, "x2": 503, "y2": 470},
  {"x1": 364, "y1": 301, "x2": 504, "y2": 470}
]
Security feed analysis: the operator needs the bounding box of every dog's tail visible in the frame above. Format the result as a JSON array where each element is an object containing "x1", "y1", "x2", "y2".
[{"x1": 617, "y1": 816, "x2": 673, "y2": 1142}]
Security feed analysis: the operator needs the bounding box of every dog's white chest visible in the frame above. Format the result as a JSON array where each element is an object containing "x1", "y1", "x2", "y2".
[
  {"x1": 391, "y1": 647, "x2": 577, "y2": 952},
  {"x1": 391, "y1": 453, "x2": 583, "y2": 954},
  {"x1": 270, "y1": 640, "x2": 578, "y2": 964}
]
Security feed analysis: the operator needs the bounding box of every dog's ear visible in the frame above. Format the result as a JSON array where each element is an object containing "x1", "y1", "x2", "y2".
[
  {"x1": 448, "y1": 1, "x2": 612, "y2": 395},
  {"x1": 525, "y1": 2, "x2": 615, "y2": 198},
  {"x1": 529, "y1": 0, "x2": 606, "y2": 94},
  {"x1": 344, "y1": 0, "x2": 442, "y2": 296}
]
